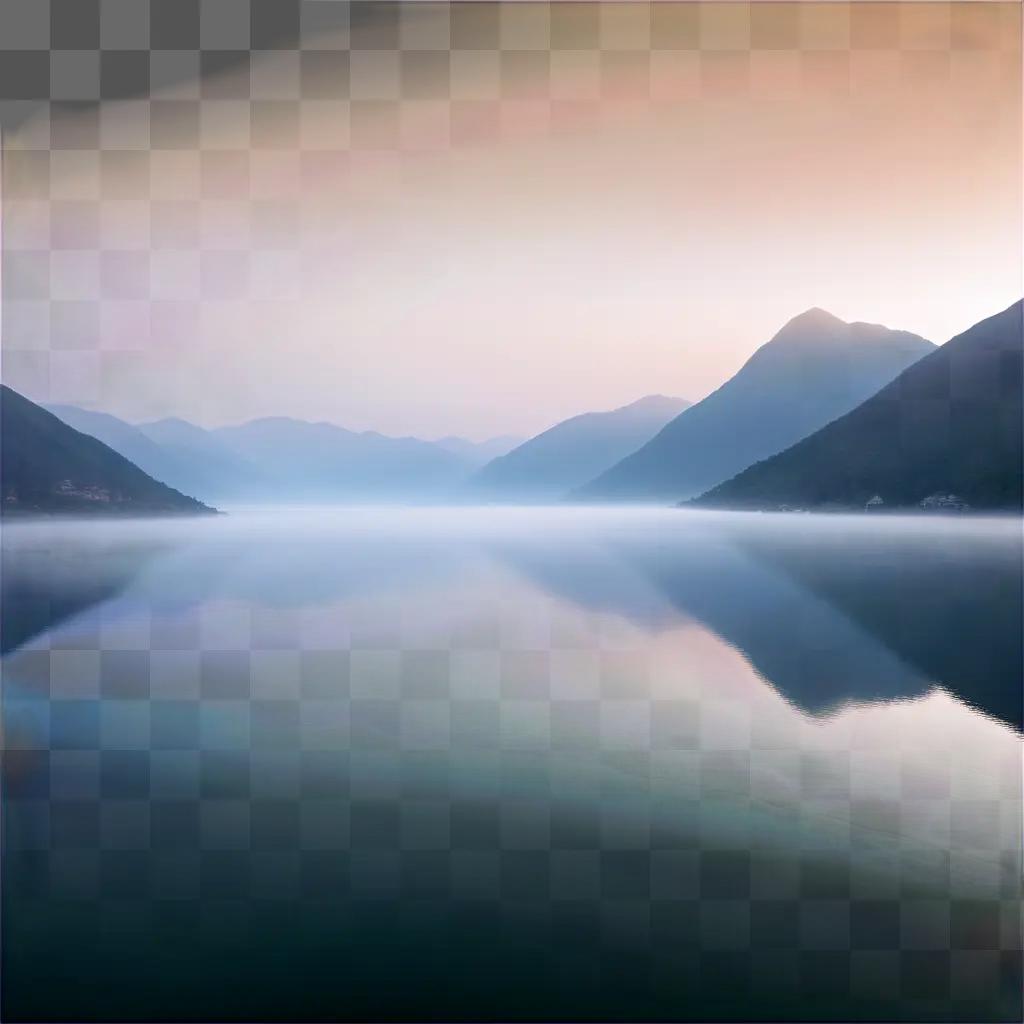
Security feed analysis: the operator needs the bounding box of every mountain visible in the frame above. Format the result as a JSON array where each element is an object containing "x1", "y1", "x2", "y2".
[
  {"x1": 136, "y1": 417, "x2": 267, "y2": 500},
  {"x1": 493, "y1": 515, "x2": 1022, "y2": 730},
  {"x1": 693, "y1": 300, "x2": 1023, "y2": 512},
  {"x1": 466, "y1": 395, "x2": 691, "y2": 502},
  {"x1": 2, "y1": 530, "x2": 169, "y2": 653},
  {"x1": 47, "y1": 404, "x2": 192, "y2": 488},
  {"x1": 435, "y1": 434, "x2": 524, "y2": 466},
  {"x1": 47, "y1": 406, "x2": 262, "y2": 503},
  {"x1": 46, "y1": 409, "x2": 481, "y2": 504},
  {"x1": 1, "y1": 386, "x2": 214, "y2": 516},
  {"x1": 212, "y1": 417, "x2": 473, "y2": 501},
  {"x1": 573, "y1": 310, "x2": 935, "y2": 503}
]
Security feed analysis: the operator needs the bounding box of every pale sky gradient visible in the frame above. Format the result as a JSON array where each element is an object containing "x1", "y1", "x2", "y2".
[{"x1": 3, "y1": 2, "x2": 1020, "y2": 440}]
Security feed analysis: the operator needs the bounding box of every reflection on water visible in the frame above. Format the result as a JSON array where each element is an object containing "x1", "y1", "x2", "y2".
[{"x1": 2, "y1": 508, "x2": 1021, "y2": 1022}]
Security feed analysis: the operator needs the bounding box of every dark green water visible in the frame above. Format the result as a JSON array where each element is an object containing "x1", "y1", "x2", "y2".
[{"x1": 2, "y1": 508, "x2": 1021, "y2": 1021}]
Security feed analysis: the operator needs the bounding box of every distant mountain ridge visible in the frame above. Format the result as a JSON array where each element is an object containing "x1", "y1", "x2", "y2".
[
  {"x1": 46, "y1": 399, "x2": 691, "y2": 506},
  {"x1": 44, "y1": 409, "x2": 502, "y2": 504},
  {"x1": 573, "y1": 310, "x2": 935, "y2": 503},
  {"x1": 693, "y1": 300, "x2": 1023, "y2": 511},
  {"x1": 37, "y1": 302, "x2": 1015, "y2": 514},
  {"x1": 2, "y1": 386, "x2": 214, "y2": 516},
  {"x1": 210, "y1": 416, "x2": 473, "y2": 501},
  {"x1": 135, "y1": 416, "x2": 268, "y2": 499},
  {"x1": 47, "y1": 404, "x2": 263, "y2": 502},
  {"x1": 435, "y1": 434, "x2": 524, "y2": 466},
  {"x1": 467, "y1": 394, "x2": 691, "y2": 502}
]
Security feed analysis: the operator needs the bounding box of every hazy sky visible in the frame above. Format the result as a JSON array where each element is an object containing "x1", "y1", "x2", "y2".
[{"x1": 3, "y1": 2, "x2": 1021, "y2": 439}]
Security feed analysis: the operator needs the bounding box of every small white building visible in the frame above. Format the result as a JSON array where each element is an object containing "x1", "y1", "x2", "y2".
[{"x1": 920, "y1": 493, "x2": 970, "y2": 512}]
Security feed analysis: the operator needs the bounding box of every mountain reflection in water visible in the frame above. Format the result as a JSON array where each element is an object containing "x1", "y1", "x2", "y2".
[
  {"x1": 2, "y1": 508, "x2": 1020, "y2": 1022},
  {"x1": 492, "y1": 511, "x2": 1023, "y2": 729}
]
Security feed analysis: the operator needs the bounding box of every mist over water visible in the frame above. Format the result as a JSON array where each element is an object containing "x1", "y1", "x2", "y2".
[{"x1": 2, "y1": 508, "x2": 1021, "y2": 1021}]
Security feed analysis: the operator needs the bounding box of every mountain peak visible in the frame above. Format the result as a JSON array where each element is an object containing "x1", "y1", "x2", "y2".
[
  {"x1": 147, "y1": 416, "x2": 194, "y2": 429},
  {"x1": 694, "y1": 299, "x2": 1022, "y2": 511},
  {"x1": 619, "y1": 394, "x2": 691, "y2": 415},
  {"x1": 781, "y1": 307, "x2": 846, "y2": 331},
  {"x1": 467, "y1": 394, "x2": 691, "y2": 500},
  {"x1": 572, "y1": 309, "x2": 933, "y2": 502}
]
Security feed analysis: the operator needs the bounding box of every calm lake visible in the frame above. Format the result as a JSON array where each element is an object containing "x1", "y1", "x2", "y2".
[{"x1": 2, "y1": 508, "x2": 1021, "y2": 1022}]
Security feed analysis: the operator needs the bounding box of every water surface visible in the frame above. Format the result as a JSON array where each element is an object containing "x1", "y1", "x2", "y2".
[{"x1": 2, "y1": 508, "x2": 1021, "y2": 1021}]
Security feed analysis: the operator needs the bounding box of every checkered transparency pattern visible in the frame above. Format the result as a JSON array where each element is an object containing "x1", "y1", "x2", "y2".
[
  {"x1": 0, "y1": 1, "x2": 1020, "y2": 409},
  {"x1": 1, "y1": 3, "x2": 1022, "y2": 1021}
]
